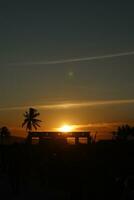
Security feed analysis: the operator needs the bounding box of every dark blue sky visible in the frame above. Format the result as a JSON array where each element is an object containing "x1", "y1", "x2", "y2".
[
  {"x1": 1, "y1": 2, "x2": 134, "y2": 62},
  {"x1": 0, "y1": 1, "x2": 134, "y2": 137}
]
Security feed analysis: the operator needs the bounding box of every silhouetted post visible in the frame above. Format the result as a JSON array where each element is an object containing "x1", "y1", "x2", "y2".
[
  {"x1": 87, "y1": 135, "x2": 90, "y2": 145},
  {"x1": 75, "y1": 136, "x2": 79, "y2": 145},
  {"x1": 39, "y1": 136, "x2": 44, "y2": 144},
  {"x1": 27, "y1": 134, "x2": 32, "y2": 144}
]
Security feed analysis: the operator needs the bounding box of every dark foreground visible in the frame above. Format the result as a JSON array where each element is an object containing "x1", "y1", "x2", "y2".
[{"x1": 0, "y1": 141, "x2": 134, "y2": 200}]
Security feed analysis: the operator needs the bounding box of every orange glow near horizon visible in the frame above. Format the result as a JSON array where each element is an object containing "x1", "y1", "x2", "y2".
[{"x1": 59, "y1": 125, "x2": 73, "y2": 133}]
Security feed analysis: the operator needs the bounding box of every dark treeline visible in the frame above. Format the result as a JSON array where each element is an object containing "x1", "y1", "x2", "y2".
[
  {"x1": 0, "y1": 127, "x2": 10, "y2": 144},
  {"x1": 0, "y1": 112, "x2": 134, "y2": 199},
  {"x1": 113, "y1": 124, "x2": 134, "y2": 141},
  {"x1": 0, "y1": 139, "x2": 134, "y2": 199}
]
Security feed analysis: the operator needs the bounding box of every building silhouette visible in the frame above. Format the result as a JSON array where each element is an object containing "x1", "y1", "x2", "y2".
[{"x1": 27, "y1": 131, "x2": 91, "y2": 145}]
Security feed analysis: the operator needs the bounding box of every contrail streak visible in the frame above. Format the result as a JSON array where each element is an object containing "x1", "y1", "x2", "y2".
[
  {"x1": 9, "y1": 51, "x2": 134, "y2": 65},
  {"x1": 0, "y1": 99, "x2": 134, "y2": 111}
]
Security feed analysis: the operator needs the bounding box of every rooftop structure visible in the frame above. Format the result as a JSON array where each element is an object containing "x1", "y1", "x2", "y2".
[{"x1": 27, "y1": 131, "x2": 91, "y2": 145}]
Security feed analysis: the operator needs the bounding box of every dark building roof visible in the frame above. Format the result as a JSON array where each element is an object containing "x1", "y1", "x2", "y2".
[{"x1": 28, "y1": 131, "x2": 90, "y2": 138}]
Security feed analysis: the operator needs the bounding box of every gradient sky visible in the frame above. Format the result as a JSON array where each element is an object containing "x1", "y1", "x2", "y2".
[{"x1": 0, "y1": 2, "x2": 134, "y2": 139}]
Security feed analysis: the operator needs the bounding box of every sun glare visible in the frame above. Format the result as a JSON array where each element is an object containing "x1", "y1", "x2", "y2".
[{"x1": 59, "y1": 125, "x2": 73, "y2": 133}]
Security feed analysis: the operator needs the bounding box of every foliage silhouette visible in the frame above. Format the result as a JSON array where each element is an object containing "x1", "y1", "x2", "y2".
[
  {"x1": 113, "y1": 124, "x2": 134, "y2": 141},
  {"x1": 22, "y1": 108, "x2": 41, "y2": 132},
  {"x1": 0, "y1": 126, "x2": 10, "y2": 144}
]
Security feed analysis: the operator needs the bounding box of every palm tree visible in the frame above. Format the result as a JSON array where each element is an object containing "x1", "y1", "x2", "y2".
[{"x1": 22, "y1": 108, "x2": 41, "y2": 132}]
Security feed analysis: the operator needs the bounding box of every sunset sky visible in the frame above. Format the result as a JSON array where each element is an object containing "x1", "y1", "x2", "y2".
[{"x1": 0, "y1": 2, "x2": 134, "y2": 139}]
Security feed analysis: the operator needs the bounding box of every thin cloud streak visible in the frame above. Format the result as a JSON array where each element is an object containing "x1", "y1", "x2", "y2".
[
  {"x1": 9, "y1": 51, "x2": 134, "y2": 65},
  {"x1": 71, "y1": 122, "x2": 120, "y2": 129},
  {"x1": 0, "y1": 99, "x2": 134, "y2": 111},
  {"x1": 54, "y1": 121, "x2": 134, "y2": 130}
]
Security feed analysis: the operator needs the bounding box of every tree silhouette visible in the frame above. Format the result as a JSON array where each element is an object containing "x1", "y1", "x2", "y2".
[
  {"x1": 113, "y1": 124, "x2": 134, "y2": 141},
  {"x1": 0, "y1": 126, "x2": 11, "y2": 144},
  {"x1": 22, "y1": 108, "x2": 41, "y2": 132}
]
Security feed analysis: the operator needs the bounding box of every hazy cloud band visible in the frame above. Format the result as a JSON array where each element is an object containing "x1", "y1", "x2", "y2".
[
  {"x1": 0, "y1": 99, "x2": 134, "y2": 111},
  {"x1": 10, "y1": 51, "x2": 134, "y2": 65}
]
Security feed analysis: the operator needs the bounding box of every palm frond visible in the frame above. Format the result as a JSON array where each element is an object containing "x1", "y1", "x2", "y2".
[
  {"x1": 34, "y1": 122, "x2": 41, "y2": 128},
  {"x1": 33, "y1": 119, "x2": 42, "y2": 123},
  {"x1": 33, "y1": 113, "x2": 40, "y2": 118},
  {"x1": 22, "y1": 119, "x2": 28, "y2": 128},
  {"x1": 22, "y1": 108, "x2": 41, "y2": 131},
  {"x1": 33, "y1": 124, "x2": 38, "y2": 130}
]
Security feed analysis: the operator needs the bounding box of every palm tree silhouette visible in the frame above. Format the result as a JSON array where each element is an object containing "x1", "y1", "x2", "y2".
[{"x1": 22, "y1": 108, "x2": 41, "y2": 132}]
